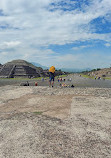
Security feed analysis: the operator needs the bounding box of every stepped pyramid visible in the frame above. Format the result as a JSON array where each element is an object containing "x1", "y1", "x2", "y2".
[
  {"x1": 0, "y1": 60, "x2": 42, "y2": 78},
  {"x1": 0, "y1": 64, "x2": 3, "y2": 69}
]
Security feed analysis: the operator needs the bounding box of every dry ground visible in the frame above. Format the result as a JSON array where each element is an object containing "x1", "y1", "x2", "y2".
[{"x1": 0, "y1": 85, "x2": 111, "y2": 158}]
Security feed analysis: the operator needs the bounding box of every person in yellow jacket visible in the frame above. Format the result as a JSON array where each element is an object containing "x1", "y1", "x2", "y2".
[{"x1": 49, "y1": 66, "x2": 55, "y2": 87}]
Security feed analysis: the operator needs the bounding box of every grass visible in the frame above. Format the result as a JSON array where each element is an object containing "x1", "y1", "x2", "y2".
[
  {"x1": 0, "y1": 77, "x2": 47, "y2": 80},
  {"x1": 33, "y1": 77, "x2": 49, "y2": 80},
  {"x1": 81, "y1": 74, "x2": 111, "y2": 80},
  {"x1": 33, "y1": 111, "x2": 43, "y2": 115},
  {"x1": 81, "y1": 74, "x2": 95, "y2": 79},
  {"x1": 55, "y1": 75, "x2": 67, "y2": 78},
  {"x1": 105, "y1": 77, "x2": 111, "y2": 80},
  {"x1": 0, "y1": 77, "x2": 31, "y2": 80},
  {"x1": 0, "y1": 75, "x2": 67, "y2": 80}
]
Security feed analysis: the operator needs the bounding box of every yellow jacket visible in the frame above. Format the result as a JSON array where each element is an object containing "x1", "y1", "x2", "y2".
[{"x1": 49, "y1": 66, "x2": 55, "y2": 73}]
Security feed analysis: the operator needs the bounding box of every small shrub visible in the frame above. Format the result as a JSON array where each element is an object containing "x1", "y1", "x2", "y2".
[{"x1": 33, "y1": 111, "x2": 42, "y2": 115}]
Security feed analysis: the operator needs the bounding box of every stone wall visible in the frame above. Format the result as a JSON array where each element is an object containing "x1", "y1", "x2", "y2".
[{"x1": 0, "y1": 65, "x2": 15, "y2": 78}]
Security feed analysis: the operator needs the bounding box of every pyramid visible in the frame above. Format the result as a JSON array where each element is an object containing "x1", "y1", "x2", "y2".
[
  {"x1": 0, "y1": 60, "x2": 41, "y2": 78},
  {"x1": 0, "y1": 64, "x2": 3, "y2": 69}
]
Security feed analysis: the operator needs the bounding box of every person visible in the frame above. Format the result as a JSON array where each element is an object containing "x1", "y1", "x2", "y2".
[
  {"x1": 71, "y1": 84, "x2": 74, "y2": 88},
  {"x1": 49, "y1": 66, "x2": 55, "y2": 87},
  {"x1": 35, "y1": 82, "x2": 38, "y2": 86},
  {"x1": 27, "y1": 81, "x2": 29, "y2": 86},
  {"x1": 60, "y1": 77, "x2": 62, "y2": 82},
  {"x1": 69, "y1": 78, "x2": 72, "y2": 82}
]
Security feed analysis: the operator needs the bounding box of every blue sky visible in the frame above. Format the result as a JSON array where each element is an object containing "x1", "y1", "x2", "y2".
[{"x1": 0, "y1": 0, "x2": 111, "y2": 69}]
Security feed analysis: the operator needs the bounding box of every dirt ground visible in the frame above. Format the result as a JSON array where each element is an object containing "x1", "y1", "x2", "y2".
[{"x1": 0, "y1": 85, "x2": 111, "y2": 158}]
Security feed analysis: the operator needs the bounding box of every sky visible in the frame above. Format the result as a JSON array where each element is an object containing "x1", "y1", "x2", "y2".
[{"x1": 0, "y1": 0, "x2": 111, "y2": 69}]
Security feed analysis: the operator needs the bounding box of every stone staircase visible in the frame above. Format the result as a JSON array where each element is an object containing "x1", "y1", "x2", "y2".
[
  {"x1": 13, "y1": 65, "x2": 40, "y2": 78},
  {"x1": 0, "y1": 65, "x2": 15, "y2": 78}
]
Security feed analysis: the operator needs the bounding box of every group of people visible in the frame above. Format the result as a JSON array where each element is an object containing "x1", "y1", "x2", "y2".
[
  {"x1": 35, "y1": 66, "x2": 55, "y2": 87},
  {"x1": 58, "y1": 77, "x2": 65, "y2": 82},
  {"x1": 35, "y1": 66, "x2": 73, "y2": 88},
  {"x1": 21, "y1": 66, "x2": 72, "y2": 88},
  {"x1": 48, "y1": 66, "x2": 74, "y2": 88},
  {"x1": 20, "y1": 66, "x2": 74, "y2": 88}
]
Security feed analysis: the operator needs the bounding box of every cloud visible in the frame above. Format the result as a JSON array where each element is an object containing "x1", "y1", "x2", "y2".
[
  {"x1": 0, "y1": 41, "x2": 21, "y2": 49},
  {"x1": 0, "y1": 46, "x2": 55, "y2": 64},
  {"x1": 0, "y1": 0, "x2": 111, "y2": 45},
  {"x1": 104, "y1": 43, "x2": 111, "y2": 47},
  {"x1": 0, "y1": 0, "x2": 111, "y2": 68},
  {"x1": 72, "y1": 45, "x2": 92, "y2": 50}
]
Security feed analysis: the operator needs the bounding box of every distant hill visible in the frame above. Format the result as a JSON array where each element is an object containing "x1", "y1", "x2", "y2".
[
  {"x1": 83, "y1": 68, "x2": 111, "y2": 78},
  {"x1": 31, "y1": 62, "x2": 91, "y2": 72},
  {"x1": 31, "y1": 62, "x2": 48, "y2": 70},
  {"x1": 61, "y1": 68, "x2": 92, "y2": 73}
]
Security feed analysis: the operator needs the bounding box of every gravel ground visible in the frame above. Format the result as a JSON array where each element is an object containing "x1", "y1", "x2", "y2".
[
  {"x1": 0, "y1": 74, "x2": 111, "y2": 88},
  {"x1": 0, "y1": 85, "x2": 111, "y2": 158}
]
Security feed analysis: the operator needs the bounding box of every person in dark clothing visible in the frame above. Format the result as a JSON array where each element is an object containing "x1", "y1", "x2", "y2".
[
  {"x1": 49, "y1": 66, "x2": 55, "y2": 87},
  {"x1": 49, "y1": 72, "x2": 55, "y2": 87}
]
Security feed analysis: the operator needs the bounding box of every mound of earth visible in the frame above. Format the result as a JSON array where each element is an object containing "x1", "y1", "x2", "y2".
[{"x1": 86, "y1": 68, "x2": 111, "y2": 78}]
